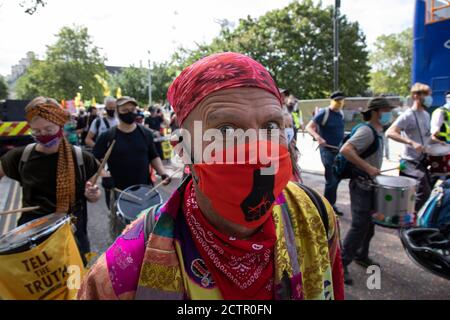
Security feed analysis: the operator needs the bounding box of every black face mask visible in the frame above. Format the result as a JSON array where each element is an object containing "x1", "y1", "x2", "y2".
[
  {"x1": 119, "y1": 112, "x2": 137, "y2": 124},
  {"x1": 106, "y1": 109, "x2": 115, "y2": 118}
]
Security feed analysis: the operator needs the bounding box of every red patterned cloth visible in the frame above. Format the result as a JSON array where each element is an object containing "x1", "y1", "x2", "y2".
[
  {"x1": 183, "y1": 180, "x2": 277, "y2": 300},
  {"x1": 167, "y1": 52, "x2": 283, "y2": 125}
]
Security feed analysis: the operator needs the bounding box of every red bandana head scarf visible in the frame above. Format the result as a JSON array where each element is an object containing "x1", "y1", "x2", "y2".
[{"x1": 167, "y1": 52, "x2": 283, "y2": 125}]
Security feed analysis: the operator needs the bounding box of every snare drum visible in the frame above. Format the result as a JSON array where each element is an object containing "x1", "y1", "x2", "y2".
[
  {"x1": 115, "y1": 184, "x2": 162, "y2": 226},
  {"x1": 0, "y1": 214, "x2": 84, "y2": 299},
  {"x1": 426, "y1": 144, "x2": 450, "y2": 177},
  {"x1": 372, "y1": 176, "x2": 418, "y2": 228}
]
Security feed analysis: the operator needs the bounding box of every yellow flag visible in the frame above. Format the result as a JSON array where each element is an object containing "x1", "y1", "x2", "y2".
[
  {"x1": 91, "y1": 97, "x2": 96, "y2": 106},
  {"x1": 95, "y1": 74, "x2": 111, "y2": 97},
  {"x1": 0, "y1": 222, "x2": 85, "y2": 300},
  {"x1": 74, "y1": 92, "x2": 82, "y2": 107},
  {"x1": 116, "y1": 87, "x2": 122, "y2": 98}
]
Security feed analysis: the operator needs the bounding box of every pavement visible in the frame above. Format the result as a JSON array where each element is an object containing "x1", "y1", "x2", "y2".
[{"x1": 1, "y1": 143, "x2": 450, "y2": 299}]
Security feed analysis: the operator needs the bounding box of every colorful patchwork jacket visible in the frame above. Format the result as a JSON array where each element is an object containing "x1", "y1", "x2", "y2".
[{"x1": 77, "y1": 181, "x2": 344, "y2": 300}]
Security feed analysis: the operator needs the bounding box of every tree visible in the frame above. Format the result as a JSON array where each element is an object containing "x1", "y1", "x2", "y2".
[
  {"x1": 369, "y1": 28, "x2": 412, "y2": 96},
  {"x1": 0, "y1": 76, "x2": 8, "y2": 100},
  {"x1": 16, "y1": 25, "x2": 107, "y2": 101},
  {"x1": 172, "y1": 0, "x2": 370, "y2": 99},
  {"x1": 111, "y1": 66, "x2": 149, "y2": 106},
  {"x1": 110, "y1": 62, "x2": 175, "y2": 107},
  {"x1": 150, "y1": 62, "x2": 177, "y2": 104},
  {"x1": 19, "y1": 0, "x2": 46, "y2": 15}
]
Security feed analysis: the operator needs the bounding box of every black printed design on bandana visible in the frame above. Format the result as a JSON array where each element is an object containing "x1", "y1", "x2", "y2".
[{"x1": 240, "y1": 169, "x2": 275, "y2": 221}]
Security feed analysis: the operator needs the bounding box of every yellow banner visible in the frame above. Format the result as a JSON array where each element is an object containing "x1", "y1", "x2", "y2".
[{"x1": 0, "y1": 223, "x2": 85, "y2": 300}]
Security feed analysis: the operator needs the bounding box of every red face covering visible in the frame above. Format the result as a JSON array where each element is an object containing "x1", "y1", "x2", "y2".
[{"x1": 192, "y1": 140, "x2": 291, "y2": 229}]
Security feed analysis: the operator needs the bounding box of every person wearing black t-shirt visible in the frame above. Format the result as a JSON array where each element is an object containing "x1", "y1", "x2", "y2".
[
  {"x1": 0, "y1": 97, "x2": 101, "y2": 258},
  {"x1": 144, "y1": 107, "x2": 169, "y2": 158},
  {"x1": 93, "y1": 97, "x2": 171, "y2": 210}
]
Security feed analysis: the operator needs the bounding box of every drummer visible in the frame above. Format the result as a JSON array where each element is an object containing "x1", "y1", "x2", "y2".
[
  {"x1": 93, "y1": 96, "x2": 171, "y2": 210},
  {"x1": 0, "y1": 97, "x2": 101, "y2": 258},
  {"x1": 340, "y1": 97, "x2": 395, "y2": 285},
  {"x1": 386, "y1": 83, "x2": 433, "y2": 212}
]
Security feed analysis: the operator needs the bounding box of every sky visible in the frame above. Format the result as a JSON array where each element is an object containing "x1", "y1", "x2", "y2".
[{"x1": 0, "y1": 0, "x2": 415, "y2": 77}]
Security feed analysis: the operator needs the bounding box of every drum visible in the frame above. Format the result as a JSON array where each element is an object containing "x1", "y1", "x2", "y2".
[
  {"x1": 0, "y1": 214, "x2": 84, "y2": 299},
  {"x1": 372, "y1": 176, "x2": 418, "y2": 228},
  {"x1": 426, "y1": 144, "x2": 450, "y2": 177},
  {"x1": 115, "y1": 184, "x2": 162, "y2": 226}
]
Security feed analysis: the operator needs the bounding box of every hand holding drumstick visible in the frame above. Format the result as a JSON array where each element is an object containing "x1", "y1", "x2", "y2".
[{"x1": 85, "y1": 140, "x2": 116, "y2": 202}]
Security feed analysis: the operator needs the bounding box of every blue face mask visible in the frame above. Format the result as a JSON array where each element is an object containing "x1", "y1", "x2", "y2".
[
  {"x1": 423, "y1": 95, "x2": 433, "y2": 108},
  {"x1": 285, "y1": 128, "x2": 295, "y2": 144},
  {"x1": 379, "y1": 112, "x2": 393, "y2": 126}
]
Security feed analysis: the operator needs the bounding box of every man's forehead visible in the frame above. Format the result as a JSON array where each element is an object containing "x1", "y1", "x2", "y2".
[{"x1": 183, "y1": 87, "x2": 282, "y2": 127}]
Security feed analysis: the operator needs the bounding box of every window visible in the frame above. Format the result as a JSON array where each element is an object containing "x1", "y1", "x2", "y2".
[{"x1": 426, "y1": 0, "x2": 450, "y2": 23}]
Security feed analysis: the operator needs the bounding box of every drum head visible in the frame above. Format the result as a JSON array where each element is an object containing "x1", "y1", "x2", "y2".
[
  {"x1": 117, "y1": 184, "x2": 162, "y2": 224},
  {"x1": 375, "y1": 175, "x2": 418, "y2": 188},
  {"x1": 0, "y1": 214, "x2": 68, "y2": 254},
  {"x1": 426, "y1": 144, "x2": 450, "y2": 156}
]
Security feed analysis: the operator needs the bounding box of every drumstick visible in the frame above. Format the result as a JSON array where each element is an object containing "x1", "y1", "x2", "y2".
[
  {"x1": 90, "y1": 140, "x2": 116, "y2": 185},
  {"x1": 316, "y1": 144, "x2": 340, "y2": 151},
  {"x1": 0, "y1": 206, "x2": 40, "y2": 216},
  {"x1": 144, "y1": 167, "x2": 183, "y2": 197},
  {"x1": 380, "y1": 161, "x2": 407, "y2": 173},
  {"x1": 114, "y1": 188, "x2": 143, "y2": 201}
]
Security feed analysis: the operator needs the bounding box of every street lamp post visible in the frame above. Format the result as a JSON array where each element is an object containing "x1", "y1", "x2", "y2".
[
  {"x1": 333, "y1": 0, "x2": 341, "y2": 92},
  {"x1": 148, "y1": 50, "x2": 152, "y2": 107}
]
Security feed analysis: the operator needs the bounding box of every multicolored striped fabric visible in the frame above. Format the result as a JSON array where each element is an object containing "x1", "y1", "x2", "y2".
[{"x1": 77, "y1": 181, "x2": 344, "y2": 300}]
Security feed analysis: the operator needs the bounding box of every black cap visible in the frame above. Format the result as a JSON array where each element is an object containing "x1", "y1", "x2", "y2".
[
  {"x1": 330, "y1": 91, "x2": 346, "y2": 100},
  {"x1": 360, "y1": 97, "x2": 395, "y2": 113},
  {"x1": 446, "y1": 90, "x2": 450, "y2": 96}
]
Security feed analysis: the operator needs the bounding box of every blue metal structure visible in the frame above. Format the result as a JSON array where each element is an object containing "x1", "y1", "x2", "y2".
[{"x1": 413, "y1": 0, "x2": 450, "y2": 107}]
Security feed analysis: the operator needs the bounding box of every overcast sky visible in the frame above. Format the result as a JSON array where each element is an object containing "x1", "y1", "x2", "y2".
[{"x1": 0, "y1": 0, "x2": 414, "y2": 76}]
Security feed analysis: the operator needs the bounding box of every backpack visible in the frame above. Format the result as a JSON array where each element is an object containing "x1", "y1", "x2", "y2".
[
  {"x1": 18, "y1": 143, "x2": 86, "y2": 184},
  {"x1": 321, "y1": 107, "x2": 344, "y2": 127},
  {"x1": 104, "y1": 124, "x2": 152, "y2": 151},
  {"x1": 418, "y1": 179, "x2": 450, "y2": 228},
  {"x1": 332, "y1": 123, "x2": 380, "y2": 180},
  {"x1": 93, "y1": 117, "x2": 111, "y2": 141}
]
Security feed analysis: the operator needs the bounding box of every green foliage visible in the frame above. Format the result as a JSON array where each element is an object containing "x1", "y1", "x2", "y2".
[
  {"x1": 0, "y1": 75, "x2": 8, "y2": 100},
  {"x1": 16, "y1": 25, "x2": 107, "y2": 101},
  {"x1": 369, "y1": 28, "x2": 412, "y2": 96},
  {"x1": 110, "y1": 62, "x2": 176, "y2": 106},
  {"x1": 110, "y1": 66, "x2": 149, "y2": 106},
  {"x1": 171, "y1": 0, "x2": 370, "y2": 99}
]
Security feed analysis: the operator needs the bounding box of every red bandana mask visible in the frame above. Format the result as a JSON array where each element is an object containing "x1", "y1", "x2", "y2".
[
  {"x1": 191, "y1": 140, "x2": 291, "y2": 229},
  {"x1": 183, "y1": 180, "x2": 277, "y2": 300}
]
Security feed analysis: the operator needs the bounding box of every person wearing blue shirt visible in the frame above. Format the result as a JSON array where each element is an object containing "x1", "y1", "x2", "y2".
[{"x1": 306, "y1": 91, "x2": 346, "y2": 216}]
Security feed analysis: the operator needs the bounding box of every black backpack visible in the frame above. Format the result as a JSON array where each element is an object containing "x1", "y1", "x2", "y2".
[
  {"x1": 332, "y1": 123, "x2": 380, "y2": 180},
  {"x1": 104, "y1": 124, "x2": 152, "y2": 151},
  {"x1": 93, "y1": 117, "x2": 111, "y2": 141}
]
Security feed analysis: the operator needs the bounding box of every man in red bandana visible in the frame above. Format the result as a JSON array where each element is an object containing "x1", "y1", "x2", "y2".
[{"x1": 78, "y1": 52, "x2": 344, "y2": 300}]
